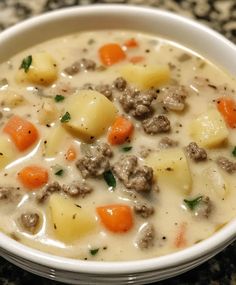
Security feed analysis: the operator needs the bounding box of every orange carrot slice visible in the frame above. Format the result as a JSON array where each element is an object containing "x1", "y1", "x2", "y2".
[
  {"x1": 97, "y1": 204, "x2": 133, "y2": 233},
  {"x1": 108, "y1": 116, "x2": 134, "y2": 145},
  {"x1": 217, "y1": 97, "x2": 236, "y2": 128},
  {"x1": 3, "y1": 115, "x2": 38, "y2": 151},
  {"x1": 124, "y1": 38, "x2": 138, "y2": 48},
  {"x1": 99, "y1": 43, "x2": 126, "y2": 66},
  {"x1": 18, "y1": 166, "x2": 48, "y2": 189},
  {"x1": 174, "y1": 222, "x2": 187, "y2": 248}
]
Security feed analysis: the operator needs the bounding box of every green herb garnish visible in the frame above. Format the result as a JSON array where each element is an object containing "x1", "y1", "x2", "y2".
[
  {"x1": 20, "y1": 55, "x2": 32, "y2": 73},
  {"x1": 54, "y1": 94, "x2": 65, "y2": 102},
  {"x1": 90, "y1": 248, "x2": 99, "y2": 256},
  {"x1": 54, "y1": 169, "x2": 64, "y2": 176},
  {"x1": 103, "y1": 170, "x2": 116, "y2": 189},
  {"x1": 122, "y1": 146, "x2": 132, "y2": 152},
  {"x1": 232, "y1": 146, "x2": 236, "y2": 157},
  {"x1": 60, "y1": 111, "x2": 71, "y2": 123},
  {"x1": 184, "y1": 196, "x2": 203, "y2": 210}
]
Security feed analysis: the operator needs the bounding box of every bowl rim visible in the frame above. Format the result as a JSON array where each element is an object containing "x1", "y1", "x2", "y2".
[{"x1": 0, "y1": 4, "x2": 236, "y2": 275}]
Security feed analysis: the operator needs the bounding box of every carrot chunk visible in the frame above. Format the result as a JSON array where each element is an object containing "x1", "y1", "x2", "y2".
[
  {"x1": 99, "y1": 43, "x2": 126, "y2": 66},
  {"x1": 97, "y1": 204, "x2": 133, "y2": 233},
  {"x1": 124, "y1": 38, "x2": 138, "y2": 48},
  {"x1": 3, "y1": 115, "x2": 38, "y2": 151},
  {"x1": 217, "y1": 97, "x2": 236, "y2": 128},
  {"x1": 66, "y1": 145, "x2": 77, "y2": 161},
  {"x1": 129, "y1": 56, "x2": 145, "y2": 64},
  {"x1": 174, "y1": 222, "x2": 187, "y2": 248},
  {"x1": 108, "y1": 116, "x2": 134, "y2": 145},
  {"x1": 18, "y1": 166, "x2": 48, "y2": 189}
]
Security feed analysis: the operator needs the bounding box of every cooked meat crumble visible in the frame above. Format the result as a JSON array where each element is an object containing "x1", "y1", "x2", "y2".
[
  {"x1": 119, "y1": 88, "x2": 157, "y2": 119},
  {"x1": 162, "y1": 85, "x2": 188, "y2": 111},
  {"x1": 136, "y1": 223, "x2": 155, "y2": 249},
  {"x1": 186, "y1": 142, "x2": 207, "y2": 162},
  {"x1": 142, "y1": 115, "x2": 171, "y2": 134},
  {"x1": 113, "y1": 155, "x2": 154, "y2": 192},
  {"x1": 76, "y1": 143, "x2": 113, "y2": 178},
  {"x1": 216, "y1": 156, "x2": 236, "y2": 174}
]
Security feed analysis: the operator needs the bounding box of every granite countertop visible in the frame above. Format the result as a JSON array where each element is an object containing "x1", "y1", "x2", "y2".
[{"x1": 0, "y1": 1, "x2": 236, "y2": 285}]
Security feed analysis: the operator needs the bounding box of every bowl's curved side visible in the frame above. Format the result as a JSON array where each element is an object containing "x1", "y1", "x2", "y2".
[
  {"x1": 0, "y1": 4, "x2": 236, "y2": 283},
  {"x1": 1, "y1": 234, "x2": 235, "y2": 284},
  {"x1": 0, "y1": 5, "x2": 236, "y2": 74}
]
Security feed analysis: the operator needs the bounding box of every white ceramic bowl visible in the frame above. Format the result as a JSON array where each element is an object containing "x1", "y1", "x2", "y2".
[{"x1": 0, "y1": 5, "x2": 236, "y2": 285}]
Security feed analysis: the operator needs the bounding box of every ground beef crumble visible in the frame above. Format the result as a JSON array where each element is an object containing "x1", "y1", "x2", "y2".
[
  {"x1": 136, "y1": 223, "x2": 155, "y2": 249},
  {"x1": 194, "y1": 196, "x2": 212, "y2": 218},
  {"x1": 134, "y1": 202, "x2": 154, "y2": 218},
  {"x1": 0, "y1": 186, "x2": 22, "y2": 202},
  {"x1": 113, "y1": 155, "x2": 154, "y2": 193},
  {"x1": 161, "y1": 85, "x2": 188, "y2": 111},
  {"x1": 37, "y1": 181, "x2": 61, "y2": 203},
  {"x1": 76, "y1": 143, "x2": 113, "y2": 178},
  {"x1": 142, "y1": 115, "x2": 171, "y2": 134},
  {"x1": 216, "y1": 156, "x2": 236, "y2": 174},
  {"x1": 119, "y1": 87, "x2": 157, "y2": 119},
  {"x1": 62, "y1": 181, "x2": 93, "y2": 197},
  {"x1": 20, "y1": 212, "x2": 39, "y2": 233},
  {"x1": 95, "y1": 84, "x2": 113, "y2": 99},
  {"x1": 37, "y1": 180, "x2": 93, "y2": 202},
  {"x1": 113, "y1": 77, "x2": 127, "y2": 91},
  {"x1": 186, "y1": 142, "x2": 207, "y2": 162},
  {"x1": 82, "y1": 83, "x2": 113, "y2": 99},
  {"x1": 64, "y1": 58, "x2": 96, "y2": 75},
  {"x1": 159, "y1": 137, "x2": 178, "y2": 148}
]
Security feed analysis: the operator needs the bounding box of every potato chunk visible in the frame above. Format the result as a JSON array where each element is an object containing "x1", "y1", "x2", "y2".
[
  {"x1": 189, "y1": 109, "x2": 228, "y2": 148},
  {"x1": 0, "y1": 136, "x2": 17, "y2": 169},
  {"x1": 146, "y1": 148, "x2": 192, "y2": 194},
  {"x1": 203, "y1": 166, "x2": 229, "y2": 199},
  {"x1": 63, "y1": 90, "x2": 117, "y2": 142},
  {"x1": 120, "y1": 64, "x2": 170, "y2": 90},
  {"x1": 44, "y1": 125, "x2": 67, "y2": 157},
  {"x1": 49, "y1": 194, "x2": 97, "y2": 243},
  {"x1": 38, "y1": 100, "x2": 58, "y2": 125},
  {"x1": 0, "y1": 90, "x2": 25, "y2": 108},
  {"x1": 16, "y1": 52, "x2": 58, "y2": 85}
]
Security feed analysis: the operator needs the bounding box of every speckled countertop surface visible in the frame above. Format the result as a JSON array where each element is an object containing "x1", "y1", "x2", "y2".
[{"x1": 0, "y1": 1, "x2": 236, "y2": 285}]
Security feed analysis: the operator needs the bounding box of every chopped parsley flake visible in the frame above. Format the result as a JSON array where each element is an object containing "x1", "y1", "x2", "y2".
[
  {"x1": 54, "y1": 168, "x2": 64, "y2": 176},
  {"x1": 61, "y1": 112, "x2": 71, "y2": 123},
  {"x1": 184, "y1": 196, "x2": 203, "y2": 211},
  {"x1": 121, "y1": 146, "x2": 132, "y2": 152},
  {"x1": 54, "y1": 94, "x2": 65, "y2": 102},
  {"x1": 90, "y1": 248, "x2": 99, "y2": 256},
  {"x1": 103, "y1": 170, "x2": 116, "y2": 189},
  {"x1": 19, "y1": 55, "x2": 32, "y2": 73},
  {"x1": 232, "y1": 146, "x2": 236, "y2": 157}
]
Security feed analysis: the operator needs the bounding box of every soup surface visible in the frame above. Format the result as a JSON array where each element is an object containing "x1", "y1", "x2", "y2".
[{"x1": 0, "y1": 30, "x2": 236, "y2": 261}]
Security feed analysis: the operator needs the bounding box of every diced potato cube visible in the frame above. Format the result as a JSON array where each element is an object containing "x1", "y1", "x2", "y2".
[
  {"x1": 63, "y1": 90, "x2": 117, "y2": 142},
  {"x1": 0, "y1": 90, "x2": 25, "y2": 108},
  {"x1": 16, "y1": 52, "x2": 58, "y2": 85},
  {"x1": 203, "y1": 166, "x2": 229, "y2": 199},
  {"x1": 38, "y1": 100, "x2": 58, "y2": 125},
  {"x1": 146, "y1": 148, "x2": 192, "y2": 194},
  {"x1": 0, "y1": 136, "x2": 17, "y2": 169},
  {"x1": 44, "y1": 125, "x2": 67, "y2": 157},
  {"x1": 49, "y1": 194, "x2": 97, "y2": 243},
  {"x1": 120, "y1": 64, "x2": 170, "y2": 90},
  {"x1": 189, "y1": 109, "x2": 228, "y2": 148}
]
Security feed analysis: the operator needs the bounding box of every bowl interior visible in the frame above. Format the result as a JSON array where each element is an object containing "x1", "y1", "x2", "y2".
[{"x1": 0, "y1": 4, "x2": 236, "y2": 275}]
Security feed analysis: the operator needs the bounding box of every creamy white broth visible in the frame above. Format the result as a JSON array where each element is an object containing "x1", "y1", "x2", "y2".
[{"x1": 0, "y1": 30, "x2": 236, "y2": 261}]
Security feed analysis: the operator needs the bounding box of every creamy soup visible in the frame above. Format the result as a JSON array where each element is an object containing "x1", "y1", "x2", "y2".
[{"x1": 0, "y1": 30, "x2": 236, "y2": 261}]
